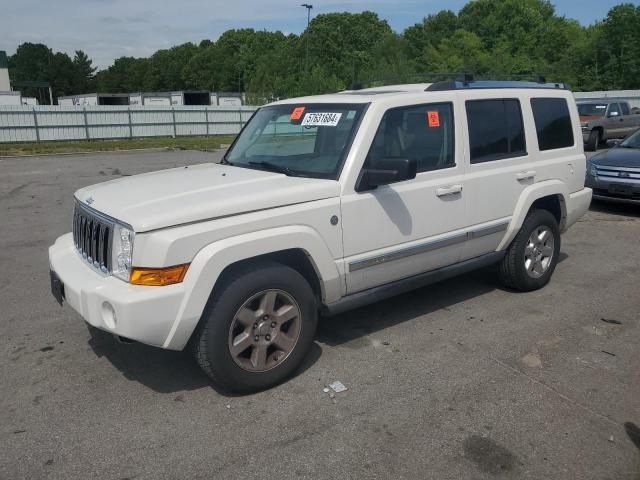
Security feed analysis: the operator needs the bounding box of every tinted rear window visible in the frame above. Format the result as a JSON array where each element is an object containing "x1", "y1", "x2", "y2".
[
  {"x1": 530, "y1": 98, "x2": 574, "y2": 151},
  {"x1": 466, "y1": 99, "x2": 526, "y2": 163},
  {"x1": 621, "y1": 103, "x2": 630, "y2": 116}
]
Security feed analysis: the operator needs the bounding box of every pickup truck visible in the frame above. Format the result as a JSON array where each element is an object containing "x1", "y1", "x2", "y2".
[{"x1": 578, "y1": 100, "x2": 640, "y2": 151}]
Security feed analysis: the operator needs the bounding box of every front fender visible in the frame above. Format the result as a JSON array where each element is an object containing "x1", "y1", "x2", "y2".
[
  {"x1": 162, "y1": 225, "x2": 341, "y2": 350},
  {"x1": 496, "y1": 180, "x2": 568, "y2": 251}
]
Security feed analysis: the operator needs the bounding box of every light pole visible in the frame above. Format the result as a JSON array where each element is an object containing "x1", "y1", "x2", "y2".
[
  {"x1": 301, "y1": 3, "x2": 313, "y2": 28},
  {"x1": 301, "y1": 4, "x2": 313, "y2": 70}
]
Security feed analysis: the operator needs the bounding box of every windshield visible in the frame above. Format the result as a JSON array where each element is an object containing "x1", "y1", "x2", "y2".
[
  {"x1": 225, "y1": 103, "x2": 366, "y2": 179},
  {"x1": 578, "y1": 103, "x2": 607, "y2": 117},
  {"x1": 620, "y1": 129, "x2": 640, "y2": 149}
]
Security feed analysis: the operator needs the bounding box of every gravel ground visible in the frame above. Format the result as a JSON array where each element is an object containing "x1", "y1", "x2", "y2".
[{"x1": 1, "y1": 149, "x2": 639, "y2": 480}]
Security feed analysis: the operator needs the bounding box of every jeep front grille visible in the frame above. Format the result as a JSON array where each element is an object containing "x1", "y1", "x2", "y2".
[{"x1": 72, "y1": 203, "x2": 113, "y2": 273}]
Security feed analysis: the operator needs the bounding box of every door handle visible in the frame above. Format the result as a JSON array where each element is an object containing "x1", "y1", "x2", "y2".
[
  {"x1": 436, "y1": 184, "x2": 463, "y2": 197},
  {"x1": 516, "y1": 170, "x2": 536, "y2": 181}
]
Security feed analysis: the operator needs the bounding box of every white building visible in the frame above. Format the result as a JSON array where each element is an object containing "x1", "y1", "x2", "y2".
[
  {"x1": 57, "y1": 93, "x2": 130, "y2": 106},
  {"x1": 0, "y1": 50, "x2": 10, "y2": 92}
]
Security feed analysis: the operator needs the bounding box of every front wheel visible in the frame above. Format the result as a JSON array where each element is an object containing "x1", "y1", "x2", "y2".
[
  {"x1": 498, "y1": 209, "x2": 561, "y2": 292},
  {"x1": 586, "y1": 129, "x2": 600, "y2": 152},
  {"x1": 192, "y1": 261, "x2": 317, "y2": 393}
]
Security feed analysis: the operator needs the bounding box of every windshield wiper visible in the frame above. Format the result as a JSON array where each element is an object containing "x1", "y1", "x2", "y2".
[{"x1": 248, "y1": 161, "x2": 298, "y2": 176}]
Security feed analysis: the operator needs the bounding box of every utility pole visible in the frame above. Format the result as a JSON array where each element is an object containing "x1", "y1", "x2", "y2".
[{"x1": 301, "y1": 4, "x2": 313, "y2": 69}]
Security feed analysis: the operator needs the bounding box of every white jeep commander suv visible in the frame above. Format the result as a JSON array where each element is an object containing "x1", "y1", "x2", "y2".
[{"x1": 49, "y1": 79, "x2": 592, "y2": 392}]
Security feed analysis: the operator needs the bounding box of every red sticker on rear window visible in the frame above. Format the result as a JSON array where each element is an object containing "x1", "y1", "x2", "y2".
[
  {"x1": 427, "y1": 111, "x2": 440, "y2": 128},
  {"x1": 290, "y1": 107, "x2": 305, "y2": 121}
]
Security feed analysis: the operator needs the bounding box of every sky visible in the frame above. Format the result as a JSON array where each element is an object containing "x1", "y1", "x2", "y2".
[{"x1": 0, "y1": 0, "x2": 630, "y2": 70}]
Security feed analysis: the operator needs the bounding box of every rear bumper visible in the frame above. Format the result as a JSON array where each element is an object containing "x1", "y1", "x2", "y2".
[
  {"x1": 564, "y1": 187, "x2": 592, "y2": 231},
  {"x1": 49, "y1": 233, "x2": 188, "y2": 350}
]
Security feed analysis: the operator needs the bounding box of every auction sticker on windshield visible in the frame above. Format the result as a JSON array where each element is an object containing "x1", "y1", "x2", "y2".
[{"x1": 301, "y1": 112, "x2": 342, "y2": 127}]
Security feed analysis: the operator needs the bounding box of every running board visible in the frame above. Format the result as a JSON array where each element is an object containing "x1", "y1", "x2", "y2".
[{"x1": 322, "y1": 251, "x2": 505, "y2": 316}]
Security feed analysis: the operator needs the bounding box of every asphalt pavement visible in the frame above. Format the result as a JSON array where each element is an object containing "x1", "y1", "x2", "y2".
[{"x1": 1, "y1": 149, "x2": 639, "y2": 479}]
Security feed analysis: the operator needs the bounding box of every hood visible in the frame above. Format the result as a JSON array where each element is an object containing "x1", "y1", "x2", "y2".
[
  {"x1": 590, "y1": 148, "x2": 640, "y2": 168},
  {"x1": 75, "y1": 163, "x2": 340, "y2": 232}
]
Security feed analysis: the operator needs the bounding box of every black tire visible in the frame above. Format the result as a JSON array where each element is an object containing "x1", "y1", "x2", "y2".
[
  {"x1": 192, "y1": 261, "x2": 317, "y2": 393},
  {"x1": 586, "y1": 129, "x2": 600, "y2": 152},
  {"x1": 498, "y1": 209, "x2": 561, "y2": 292}
]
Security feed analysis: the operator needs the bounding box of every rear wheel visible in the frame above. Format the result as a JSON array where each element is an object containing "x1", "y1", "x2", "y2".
[
  {"x1": 498, "y1": 209, "x2": 560, "y2": 292},
  {"x1": 586, "y1": 129, "x2": 600, "y2": 152},
  {"x1": 192, "y1": 261, "x2": 317, "y2": 393}
]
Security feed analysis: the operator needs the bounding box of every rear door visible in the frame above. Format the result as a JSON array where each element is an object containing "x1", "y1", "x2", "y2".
[{"x1": 459, "y1": 95, "x2": 531, "y2": 260}]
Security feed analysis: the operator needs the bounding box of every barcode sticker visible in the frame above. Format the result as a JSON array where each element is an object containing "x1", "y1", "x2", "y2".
[{"x1": 301, "y1": 112, "x2": 342, "y2": 127}]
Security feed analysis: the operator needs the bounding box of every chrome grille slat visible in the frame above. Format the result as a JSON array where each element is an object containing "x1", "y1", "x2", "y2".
[
  {"x1": 72, "y1": 202, "x2": 114, "y2": 273},
  {"x1": 596, "y1": 165, "x2": 640, "y2": 181},
  {"x1": 97, "y1": 224, "x2": 105, "y2": 268}
]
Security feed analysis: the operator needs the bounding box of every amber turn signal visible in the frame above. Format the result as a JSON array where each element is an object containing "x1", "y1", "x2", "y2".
[{"x1": 130, "y1": 264, "x2": 190, "y2": 286}]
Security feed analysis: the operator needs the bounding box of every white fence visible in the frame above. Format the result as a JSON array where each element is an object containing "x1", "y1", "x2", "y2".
[
  {"x1": 574, "y1": 90, "x2": 640, "y2": 109},
  {"x1": 0, "y1": 105, "x2": 258, "y2": 143}
]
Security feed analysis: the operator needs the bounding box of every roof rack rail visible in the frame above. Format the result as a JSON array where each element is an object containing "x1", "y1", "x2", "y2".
[
  {"x1": 426, "y1": 75, "x2": 570, "y2": 92},
  {"x1": 348, "y1": 72, "x2": 480, "y2": 91}
]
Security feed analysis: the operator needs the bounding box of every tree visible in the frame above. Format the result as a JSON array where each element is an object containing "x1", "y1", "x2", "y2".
[
  {"x1": 404, "y1": 10, "x2": 459, "y2": 61},
  {"x1": 146, "y1": 42, "x2": 198, "y2": 91},
  {"x1": 303, "y1": 12, "x2": 395, "y2": 85},
  {"x1": 8, "y1": 1, "x2": 640, "y2": 100},
  {"x1": 9, "y1": 43, "x2": 95, "y2": 101},
  {"x1": 48, "y1": 52, "x2": 75, "y2": 99},
  {"x1": 598, "y1": 4, "x2": 640, "y2": 89},
  {"x1": 94, "y1": 56, "x2": 150, "y2": 92},
  {"x1": 72, "y1": 50, "x2": 96, "y2": 93}
]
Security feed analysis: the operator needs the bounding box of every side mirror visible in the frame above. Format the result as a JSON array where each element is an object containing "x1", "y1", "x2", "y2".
[
  {"x1": 608, "y1": 111, "x2": 619, "y2": 118},
  {"x1": 360, "y1": 158, "x2": 417, "y2": 190},
  {"x1": 606, "y1": 139, "x2": 621, "y2": 148}
]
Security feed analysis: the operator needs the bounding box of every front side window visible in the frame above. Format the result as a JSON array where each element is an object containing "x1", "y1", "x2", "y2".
[
  {"x1": 466, "y1": 99, "x2": 526, "y2": 163},
  {"x1": 366, "y1": 103, "x2": 455, "y2": 173},
  {"x1": 608, "y1": 103, "x2": 621, "y2": 116},
  {"x1": 226, "y1": 103, "x2": 366, "y2": 179},
  {"x1": 531, "y1": 98, "x2": 574, "y2": 151}
]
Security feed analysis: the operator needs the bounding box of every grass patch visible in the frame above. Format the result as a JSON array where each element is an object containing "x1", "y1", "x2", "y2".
[{"x1": 0, "y1": 136, "x2": 236, "y2": 157}]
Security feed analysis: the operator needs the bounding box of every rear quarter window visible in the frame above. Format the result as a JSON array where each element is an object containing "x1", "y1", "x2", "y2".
[{"x1": 530, "y1": 98, "x2": 574, "y2": 151}]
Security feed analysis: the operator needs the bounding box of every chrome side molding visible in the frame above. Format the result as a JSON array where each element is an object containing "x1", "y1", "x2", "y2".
[{"x1": 348, "y1": 221, "x2": 509, "y2": 272}]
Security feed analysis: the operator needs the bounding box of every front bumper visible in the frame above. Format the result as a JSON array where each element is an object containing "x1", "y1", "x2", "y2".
[
  {"x1": 49, "y1": 233, "x2": 188, "y2": 349},
  {"x1": 585, "y1": 175, "x2": 640, "y2": 204}
]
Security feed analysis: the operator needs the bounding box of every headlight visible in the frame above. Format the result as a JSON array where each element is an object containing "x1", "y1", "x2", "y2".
[
  {"x1": 587, "y1": 163, "x2": 597, "y2": 177},
  {"x1": 112, "y1": 224, "x2": 135, "y2": 282}
]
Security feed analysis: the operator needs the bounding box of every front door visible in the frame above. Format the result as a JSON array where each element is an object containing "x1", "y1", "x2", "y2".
[
  {"x1": 605, "y1": 103, "x2": 625, "y2": 138},
  {"x1": 340, "y1": 100, "x2": 467, "y2": 294}
]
